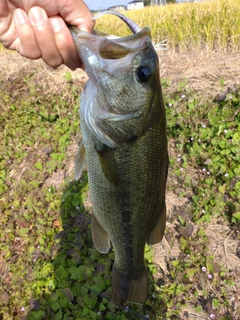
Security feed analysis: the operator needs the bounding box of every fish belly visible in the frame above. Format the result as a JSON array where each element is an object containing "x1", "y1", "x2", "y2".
[{"x1": 81, "y1": 116, "x2": 168, "y2": 307}]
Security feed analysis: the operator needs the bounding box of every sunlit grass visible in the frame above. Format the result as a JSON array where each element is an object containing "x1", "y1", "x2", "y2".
[
  {"x1": 1, "y1": 0, "x2": 239, "y2": 52},
  {"x1": 95, "y1": 0, "x2": 240, "y2": 50}
]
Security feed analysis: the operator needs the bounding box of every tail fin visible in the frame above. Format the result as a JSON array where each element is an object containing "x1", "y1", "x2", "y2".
[{"x1": 112, "y1": 266, "x2": 147, "y2": 308}]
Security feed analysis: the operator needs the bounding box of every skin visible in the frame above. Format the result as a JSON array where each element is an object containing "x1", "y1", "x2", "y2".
[
  {"x1": 0, "y1": 0, "x2": 95, "y2": 69},
  {"x1": 73, "y1": 27, "x2": 168, "y2": 307}
]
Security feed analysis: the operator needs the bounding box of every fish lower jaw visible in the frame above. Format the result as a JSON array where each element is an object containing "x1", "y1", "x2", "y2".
[
  {"x1": 97, "y1": 105, "x2": 139, "y2": 122},
  {"x1": 97, "y1": 104, "x2": 112, "y2": 120}
]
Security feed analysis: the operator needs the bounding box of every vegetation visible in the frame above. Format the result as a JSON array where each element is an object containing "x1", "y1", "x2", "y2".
[
  {"x1": 165, "y1": 77, "x2": 240, "y2": 225},
  {"x1": 0, "y1": 1, "x2": 239, "y2": 319},
  {"x1": 143, "y1": 0, "x2": 176, "y2": 6},
  {"x1": 95, "y1": 0, "x2": 240, "y2": 51},
  {"x1": 143, "y1": 0, "x2": 151, "y2": 6}
]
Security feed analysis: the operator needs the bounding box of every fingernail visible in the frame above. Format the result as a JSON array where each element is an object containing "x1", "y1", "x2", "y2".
[
  {"x1": 49, "y1": 17, "x2": 62, "y2": 33},
  {"x1": 14, "y1": 9, "x2": 28, "y2": 25},
  {"x1": 29, "y1": 7, "x2": 46, "y2": 26}
]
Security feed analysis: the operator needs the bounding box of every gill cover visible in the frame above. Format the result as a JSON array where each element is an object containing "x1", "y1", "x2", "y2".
[{"x1": 70, "y1": 11, "x2": 157, "y2": 148}]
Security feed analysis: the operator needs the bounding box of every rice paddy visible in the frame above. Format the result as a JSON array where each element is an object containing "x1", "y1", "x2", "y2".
[{"x1": 95, "y1": 0, "x2": 240, "y2": 51}]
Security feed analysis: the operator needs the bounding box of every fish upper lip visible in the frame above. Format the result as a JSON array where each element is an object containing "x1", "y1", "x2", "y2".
[{"x1": 70, "y1": 27, "x2": 151, "y2": 66}]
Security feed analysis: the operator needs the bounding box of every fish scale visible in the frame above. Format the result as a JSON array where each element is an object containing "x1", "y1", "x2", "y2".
[{"x1": 71, "y1": 11, "x2": 168, "y2": 307}]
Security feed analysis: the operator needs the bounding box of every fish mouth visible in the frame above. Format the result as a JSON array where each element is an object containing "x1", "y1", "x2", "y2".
[
  {"x1": 70, "y1": 13, "x2": 157, "y2": 148},
  {"x1": 70, "y1": 26, "x2": 151, "y2": 79},
  {"x1": 71, "y1": 25, "x2": 152, "y2": 119}
]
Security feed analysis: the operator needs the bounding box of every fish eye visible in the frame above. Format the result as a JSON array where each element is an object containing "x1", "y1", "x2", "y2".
[{"x1": 135, "y1": 65, "x2": 151, "y2": 82}]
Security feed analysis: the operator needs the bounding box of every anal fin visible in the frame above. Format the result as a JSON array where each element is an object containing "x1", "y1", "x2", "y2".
[
  {"x1": 112, "y1": 266, "x2": 147, "y2": 308},
  {"x1": 74, "y1": 140, "x2": 86, "y2": 180},
  {"x1": 92, "y1": 213, "x2": 110, "y2": 254},
  {"x1": 148, "y1": 202, "x2": 166, "y2": 245}
]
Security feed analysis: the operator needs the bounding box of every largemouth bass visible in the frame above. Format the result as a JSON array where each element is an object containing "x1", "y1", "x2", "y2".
[{"x1": 71, "y1": 11, "x2": 168, "y2": 308}]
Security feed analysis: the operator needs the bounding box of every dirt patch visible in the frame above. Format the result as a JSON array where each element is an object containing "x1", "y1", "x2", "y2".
[
  {"x1": 0, "y1": 49, "x2": 87, "y2": 89},
  {"x1": 159, "y1": 49, "x2": 240, "y2": 96},
  {"x1": 1, "y1": 47, "x2": 240, "y2": 95}
]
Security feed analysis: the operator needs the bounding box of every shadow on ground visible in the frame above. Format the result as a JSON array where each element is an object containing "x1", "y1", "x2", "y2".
[{"x1": 27, "y1": 173, "x2": 163, "y2": 320}]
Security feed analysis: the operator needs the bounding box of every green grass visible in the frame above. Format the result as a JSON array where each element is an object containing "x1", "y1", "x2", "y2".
[
  {"x1": 0, "y1": 2, "x2": 240, "y2": 317},
  {"x1": 1, "y1": 64, "x2": 239, "y2": 319},
  {"x1": 164, "y1": 78, "x2": 240, "y2": 224}
]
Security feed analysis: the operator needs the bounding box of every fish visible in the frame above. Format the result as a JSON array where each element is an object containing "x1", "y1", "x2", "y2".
[{"x1": 70, "y1": 11, "x2": 168, "y2": 308}]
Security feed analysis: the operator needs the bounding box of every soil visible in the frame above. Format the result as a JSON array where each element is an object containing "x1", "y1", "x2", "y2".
[{"x1": 1, "y1": 48, "x2": 239, "y2": 319}]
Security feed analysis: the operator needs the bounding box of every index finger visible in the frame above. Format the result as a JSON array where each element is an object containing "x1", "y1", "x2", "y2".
[{"x1": 20, "y1": 0, "x2": 95, "y2": 33}]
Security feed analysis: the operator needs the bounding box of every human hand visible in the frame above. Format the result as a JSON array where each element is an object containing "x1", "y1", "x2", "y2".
[{"x1": 0, "y1": 0, "x2": 95, "y2": 69}]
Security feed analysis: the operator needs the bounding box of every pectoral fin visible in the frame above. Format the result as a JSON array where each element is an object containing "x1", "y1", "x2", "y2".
[
  {"x1": 148, "y1": 202, "x2": 166, "y2": 245},
  {"x1": 74, "y1": 140, "x2": 86, "y2": 180},
  {"x1": 92, "y1": 213, "x2": 111, "y2": 254},
  {"x1": 95, "y1": 143, "x2": 119, "y2": 186}
]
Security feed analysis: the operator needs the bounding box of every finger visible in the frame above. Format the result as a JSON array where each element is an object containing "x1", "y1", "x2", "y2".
[
  {"x1": 0, "y1": 1, "x2": 13, "y2": 48},
  {"x1": 57, "y1": 0, "x2": 95, "y2": 32},
  {"x1": 0, "y1": 0, "x2": 9, "y2": 20},
  {"x1": 49, "y1": 16, "x2": 83, "y2": 70},
  {"x1": 29, "y1": 6, "x2": 63, "y2": 68},
  {"x1": 14, "y1": 8, "x2": 41, "y2": 58}
]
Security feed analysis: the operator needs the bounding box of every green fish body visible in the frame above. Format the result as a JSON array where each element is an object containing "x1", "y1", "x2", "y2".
[{"x1": 71, "y1": 12, "x2": 168, "y2": 307}]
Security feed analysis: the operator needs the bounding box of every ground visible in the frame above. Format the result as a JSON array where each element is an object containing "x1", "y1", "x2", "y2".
[
  {"x1": 0, "y1": 48, "x2": 239, "y2": 319},
  {"x1": 157, "y1": 48, "x2": 240, "y2": 319}
]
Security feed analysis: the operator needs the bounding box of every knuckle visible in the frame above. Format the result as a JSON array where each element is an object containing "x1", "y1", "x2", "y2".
[
  {"x1": 55, "y1": 34, "x2": 70, "y2": 51},
  {"x1": 24, "y1": 48, "x2": 41, "y2": 60},
  {"x1": 45, "y1": 57, "x2": 63, "y2": 68}
]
